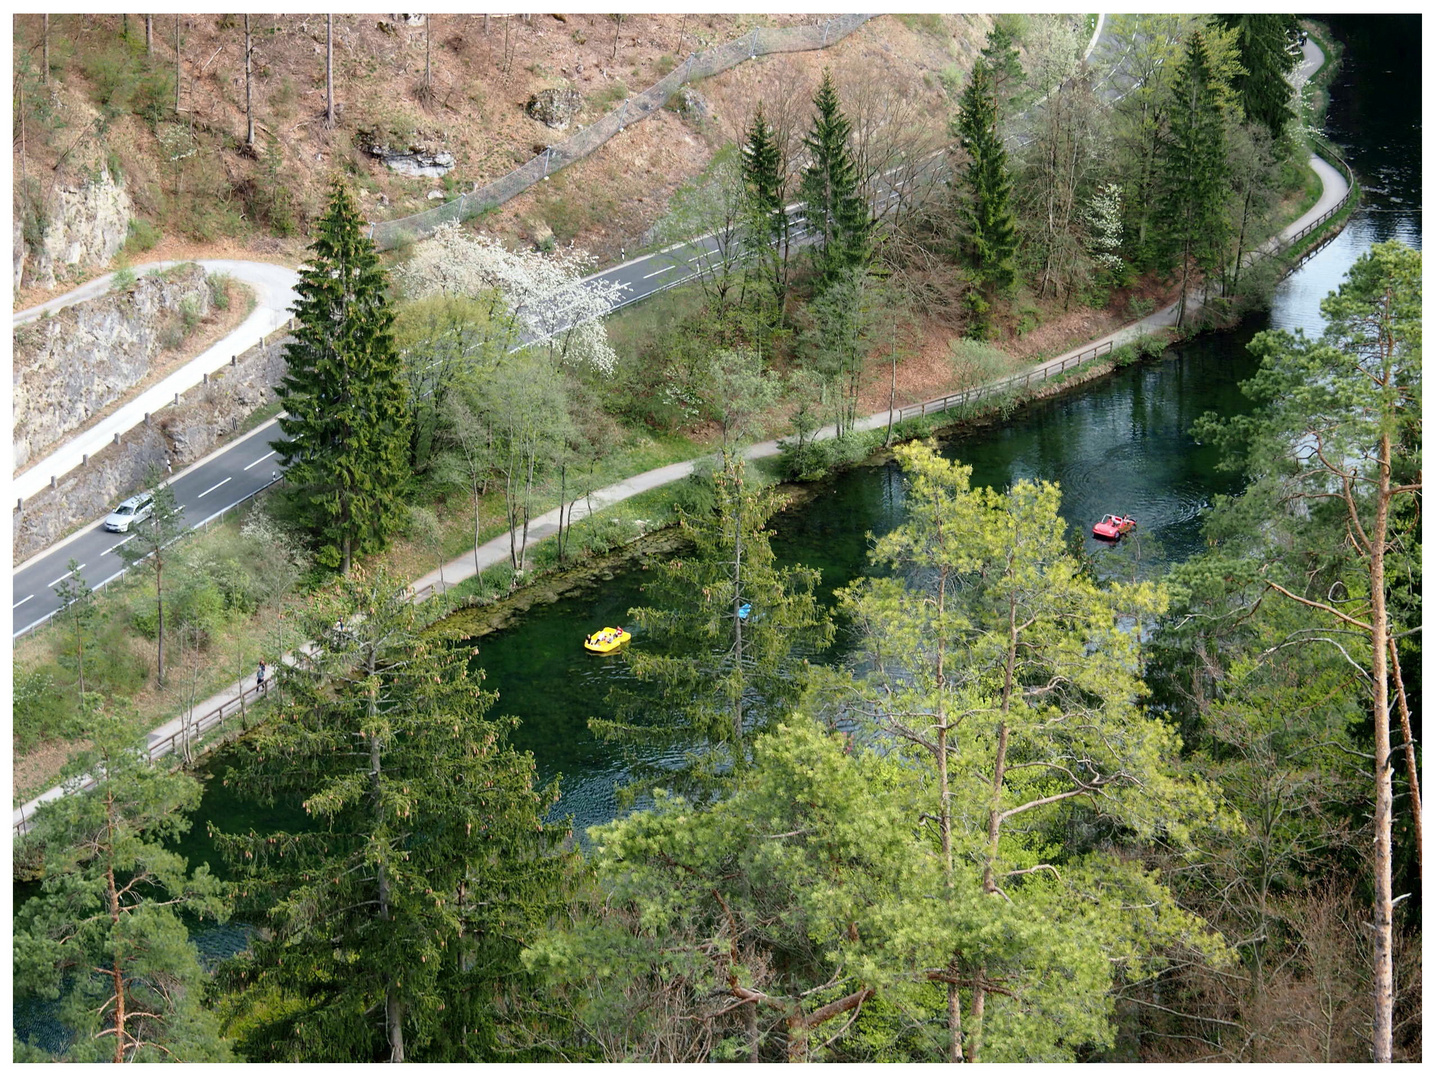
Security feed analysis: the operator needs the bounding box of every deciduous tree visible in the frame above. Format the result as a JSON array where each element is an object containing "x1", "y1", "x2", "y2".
[{"x1": 53, "y1": 559, "x2": 96, "y2": 708}]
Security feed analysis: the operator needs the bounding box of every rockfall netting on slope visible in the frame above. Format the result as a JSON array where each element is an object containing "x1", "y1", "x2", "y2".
[{"x1": 370, "y1": 15, "x2": 876, "y2": 250}]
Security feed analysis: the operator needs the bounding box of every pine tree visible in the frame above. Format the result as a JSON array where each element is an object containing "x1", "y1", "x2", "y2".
[
  {"x1": 799, "y1": 70, "x2": 871, "y2": 288},
  {"x1": 1194, "y1": 241, "x2": 1422, "y2": 1062},
  {"x1": 273, "y1": 179, "x2": 411, "y2": 575},
  {"x1": 840, "y1": 441, "x2": 1223, "y2": 1061},
  {"x1": 13, "y1": 711, "x2": 232, "y2": 1062},
  {"x1": 591, "y1": 453, "x2": 833, "y2": 806},
  {"x1": 740, "y1": 103, "x2": 791, "y2": 312},
  {"x1": 952, "y1": 61, "x2": 1018, "y2": 325},
  {"x1": 1154, "y1": 29, "x2": 1235, "y2": 325},
  {"x1": 1217, "y1": 14, "x2": 1301, "y2": 144},
  {"x1": 213, "y1": 568, "x2": 572, "y2": 1062}
]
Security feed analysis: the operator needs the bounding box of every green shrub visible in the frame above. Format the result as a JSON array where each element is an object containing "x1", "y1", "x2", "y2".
[
  {"x1": 112, "y1": 264, "x2": 137, "y2": 290},
  {"x1": 570, "y1": 515, "x2": 636, "y2": 557},
  {"x1": 124, "y1": 216, "x2": 162, "y2": 255},
  {"x1": 169, "y1": 577, "x2": 227, "y2": 648},
  {"x1": 948, "y1": 338, "x2": 1018, "y2": 386},
  {"x1": 179, "y1": 296, "x2": 202, "y2": 333},
  {"x1": 1126, "y1": 295, "x2": 1157, "y2": 320},
  {"x1": 778, "y1": 430, "x2": 878, "y2": 482},
  {"x1": 12, "y1": 667, "x2": 78, "y2": 753},
  {"x1": 207, "y1": 272, "x2": 233, "y2": 311},
  {"x1": 158, "y1": 317, "x2": 186, "y2": 351}
]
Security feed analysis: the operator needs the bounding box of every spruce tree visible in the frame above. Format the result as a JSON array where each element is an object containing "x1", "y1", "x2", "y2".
[
  {"x1": 273, "y1": 179, "x2": 411, "y2": 575},
  {"x1": 798, "y1": 70, "x2": 871, "y2": 288},
  {"x1": 952, "y1": 61, "x2": 1018, "y2": 326},
  {"x1": 1154, "y1": 29, "x2": 1234, "y2": 324},
  {"x1": 213, "y1": 568, "x2": 572, "y2": 1062},
  {"x1": 1217, "y1": 14, "x2": 1301, "y2": 143},
  {"x1": 740, "y1": 103, "x2": 790, "y2": 311}
]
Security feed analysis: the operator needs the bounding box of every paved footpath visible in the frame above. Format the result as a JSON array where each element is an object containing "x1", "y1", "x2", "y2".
[{"x1": 13, "y1": 37, "x2": 1345, "y2": 832}]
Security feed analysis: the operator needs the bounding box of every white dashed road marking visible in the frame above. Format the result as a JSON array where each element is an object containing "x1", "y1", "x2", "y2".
[
  {"x1": 198, "y1": 477, "x2": 232, "y2": 499},
  {"x1": 13, "y1": 595, "x2": 34, "y2": 609},
  {"x1": 244, "y1": 450, "x2": 277, "y2": 471},
  {"x1": 46, "y1": 563, "x2": 86, "y2": 589}
]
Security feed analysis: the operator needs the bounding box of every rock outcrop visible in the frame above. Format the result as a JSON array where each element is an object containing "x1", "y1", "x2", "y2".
[
  {"x1": 526, "y1": 87, "x2": 584, "y2": 130},
  {"x1": 24, "y1": 167, "x2": 132, "y2": 290},
  {"x1": 12, "y1": 264, "x2": 212, "y2": 470}
]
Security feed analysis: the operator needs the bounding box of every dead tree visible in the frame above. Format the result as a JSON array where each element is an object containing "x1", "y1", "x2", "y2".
[
  {"x1": 244, "y1": 14, "x2": 256, "y2": 149},
  {"x1": 326, "y1": 13, "x2": 336, "y2": 125}
]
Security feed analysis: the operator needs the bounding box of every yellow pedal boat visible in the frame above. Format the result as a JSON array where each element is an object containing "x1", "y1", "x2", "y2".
[{"x1": 584, "y1": 626, "x2": 631, "y2": 654}]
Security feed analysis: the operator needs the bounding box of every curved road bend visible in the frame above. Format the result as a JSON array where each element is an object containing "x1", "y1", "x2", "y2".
[{"x1": 14, "y1": 260, "x2": 301, "y2": 503}]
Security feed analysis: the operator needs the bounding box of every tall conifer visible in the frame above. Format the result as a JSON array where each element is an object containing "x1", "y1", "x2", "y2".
[
  {"x1": 214, "y1": 569, "x2": 572, "y2": 1062},
  {"x1": 273, "y1": 179, "x2": 410, "y2": 575},
  {"x1": 952, "y1": 62, "x2": 1018, "y2": 322},
  {"x1": 1154, "y1": 30, "x2": 1234, "y2": 324},
  {"x1": 740, "y1": 103, "x2": 790, "y2": 310},
  {"x1": 799, "y1": 70, "x2": 871, "y2": 287},
  {"x1": 1217, "y1": 14, "x2": 1301, "y2": 143}
]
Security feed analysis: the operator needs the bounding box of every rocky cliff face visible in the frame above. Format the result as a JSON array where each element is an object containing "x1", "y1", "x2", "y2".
[
  {"x1": 22, "y1": 167, "x2": 132, "y2": 291},
  {"x1": 13, "y1": 330, "x2": 290, "y2": 563},
  {"x1": 12, "y1": 264, "x2": 212, "y2": 470}
]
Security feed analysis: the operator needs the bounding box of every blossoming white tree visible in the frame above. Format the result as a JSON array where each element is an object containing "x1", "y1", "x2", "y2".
[{"x1": 395, "y1": 221, "x2": 629, "y2": 373}]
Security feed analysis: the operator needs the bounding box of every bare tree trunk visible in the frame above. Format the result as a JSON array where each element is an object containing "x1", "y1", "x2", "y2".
[
  {"x1": 612, "y1": 14, "x2": 622, "y2": 60},
  {"x1": 1388, "y1": 634, "x2": 1422, "y2": 873},
  {"x1": 1369, "y1": 432, "x2": 1395, "y2": 1063},
  {"x1": 244, "y1": 14, "x2": 255, "y2": 149},
  {"x1": 326, "y1": 14, "x2": 336, "y2": 125},
  {"x1": 146, "y1": 14, "x2": 152, "y2": 56},
  {"x1": 154, "y1": 562, "x2": 166, "y2": 687},
  {"x1": 174, "y1": 15, "x2": 181, "y2": 114},
  {"x1": 106, "y1": 842, "x2": 128, "y2": 1062},
  {"x1": 425, "y1": 14, "x2": 432, "y2": 100},
  {"x1": 42, "y1": 14, "x2": 49, "y2": 83}
]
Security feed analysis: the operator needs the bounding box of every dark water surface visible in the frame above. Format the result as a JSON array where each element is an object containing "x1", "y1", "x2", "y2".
[{"x1": 14, "y1": 16, "x2": 1421, "y2": 1039}]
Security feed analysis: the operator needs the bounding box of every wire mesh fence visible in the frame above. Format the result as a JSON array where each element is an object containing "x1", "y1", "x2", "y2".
[{"x1": 371, "y1": 14, "x2": 877, "y2": 250}]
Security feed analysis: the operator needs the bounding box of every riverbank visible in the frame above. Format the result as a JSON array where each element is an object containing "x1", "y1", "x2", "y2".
[{"x1": 12, "y1": 33, "x2": 1354, "y2": 828}]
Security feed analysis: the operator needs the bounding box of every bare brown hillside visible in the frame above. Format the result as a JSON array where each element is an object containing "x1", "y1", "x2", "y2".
[{"x1": 14, "y1": 12, "x2": 993, "y2": 308}]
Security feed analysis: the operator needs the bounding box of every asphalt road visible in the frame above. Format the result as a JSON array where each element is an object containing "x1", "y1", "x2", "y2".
[
  {"x1": 14, "y1": 21, "x2": 1317, "y2": 638},
  {"x1": 13, "y1": 419, "x2": 287, "y2": 636}
]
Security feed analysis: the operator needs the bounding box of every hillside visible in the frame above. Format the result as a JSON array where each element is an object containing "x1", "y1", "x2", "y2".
[{"x1": 14, "y1": 12, "x2": 992, "y2": 304}]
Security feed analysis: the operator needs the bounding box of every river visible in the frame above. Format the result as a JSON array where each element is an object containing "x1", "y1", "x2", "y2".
[
  {"x1": 182, "y1": 10, "x2": 1426, "y2": 857},
  {"x1": 14, "y1": 13, "x2": 1422, "y2": 1045}
]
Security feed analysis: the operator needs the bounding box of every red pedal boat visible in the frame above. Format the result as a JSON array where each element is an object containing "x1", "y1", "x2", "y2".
[{"x1": 1092, "y1": 514, "x2": 1137, "y2": 540}]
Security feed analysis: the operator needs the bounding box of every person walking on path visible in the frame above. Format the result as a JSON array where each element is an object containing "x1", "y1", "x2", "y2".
[{"x1": 256, "y1": 659, "x2": 267, "y2": 693}]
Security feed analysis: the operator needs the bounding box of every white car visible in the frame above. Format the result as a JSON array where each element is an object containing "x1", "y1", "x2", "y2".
[{"x1": 104, "y1": 492, "x2": 156, "y2": 532}]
